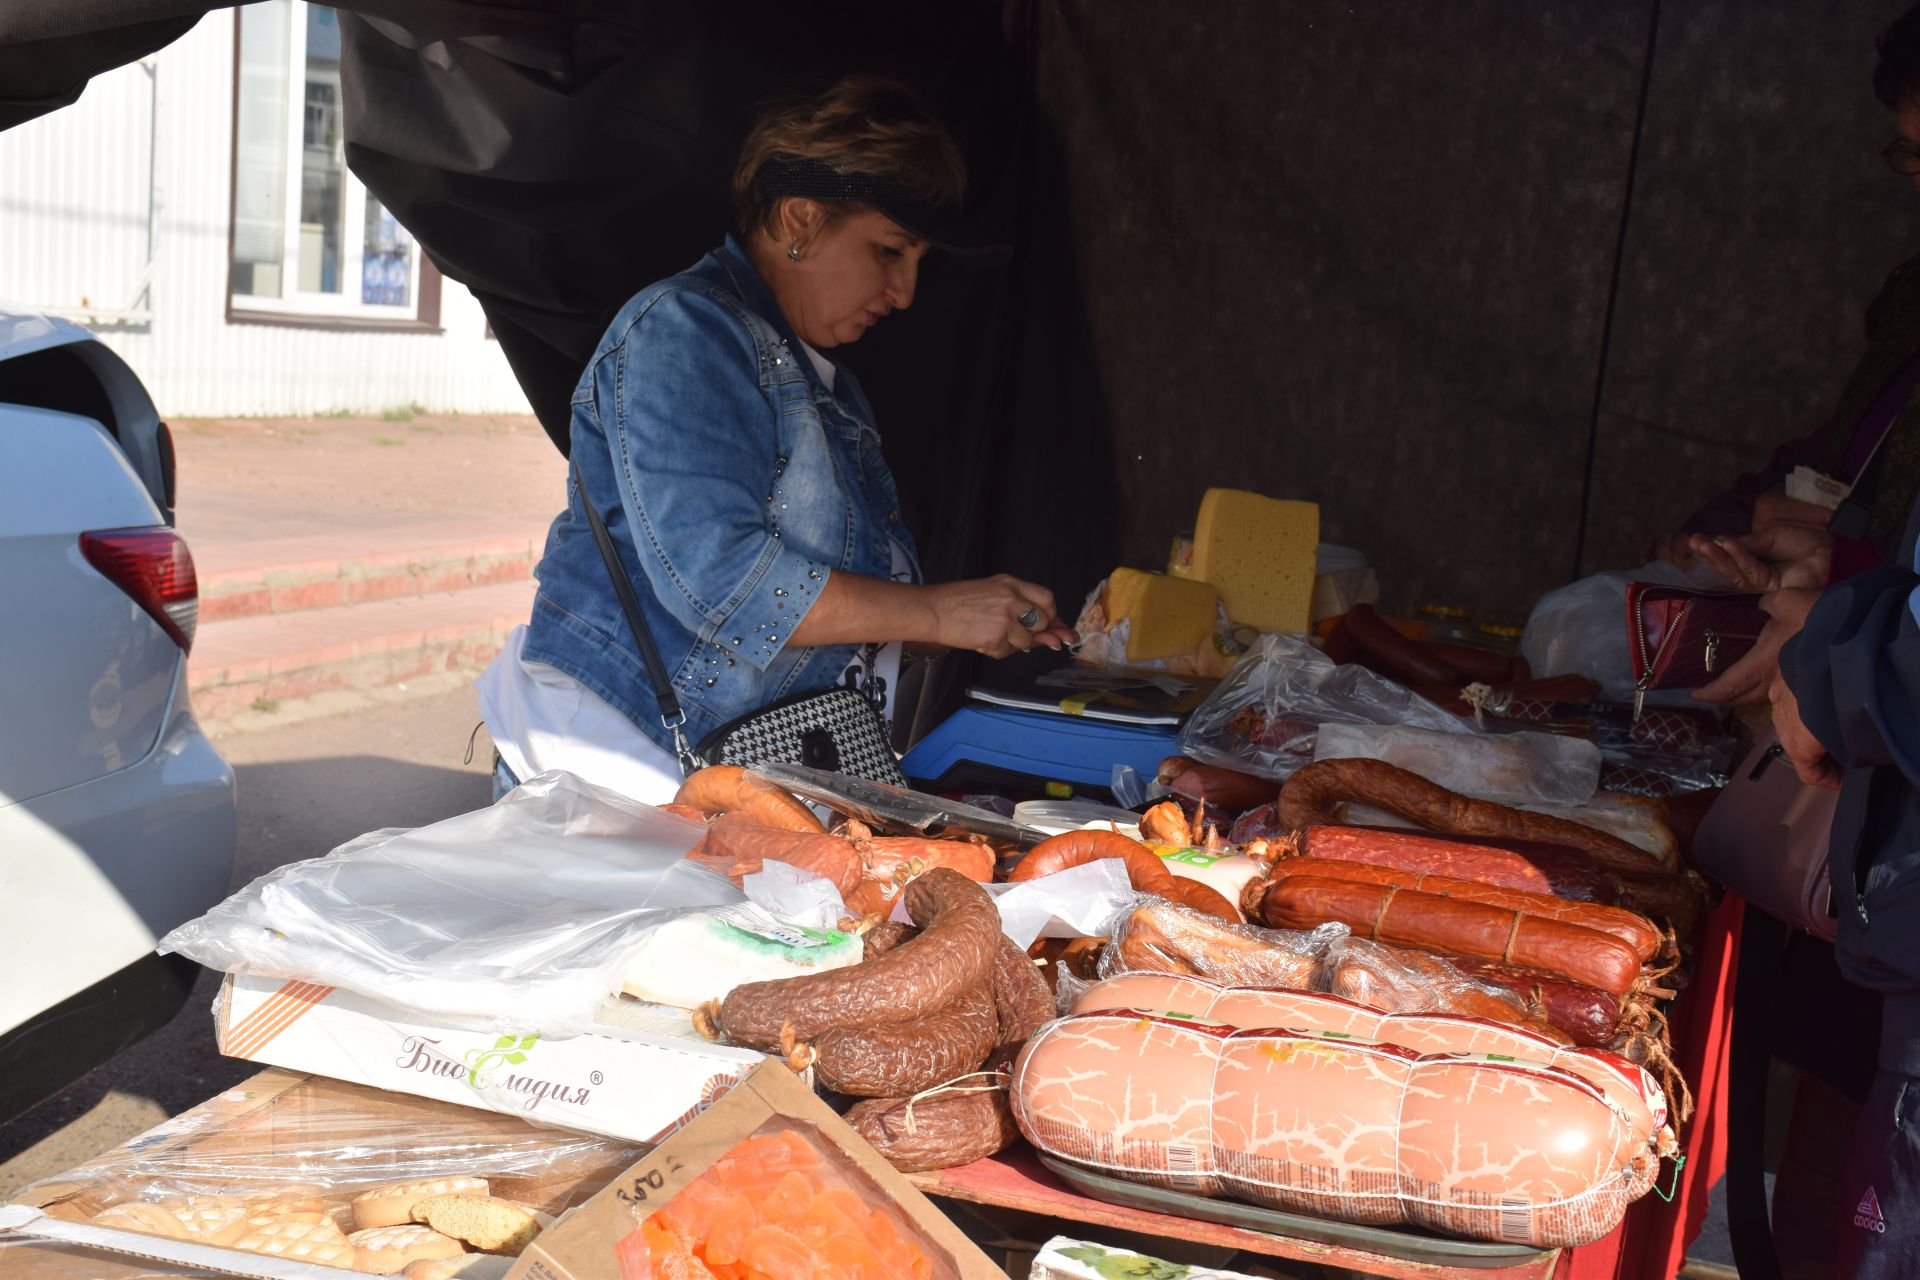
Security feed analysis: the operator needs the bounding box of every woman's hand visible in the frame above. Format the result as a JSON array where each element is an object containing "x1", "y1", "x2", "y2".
[
  {"x1": 925, "y1": 575, "x2": 1077, "y2": 658},
  {"x1": 1648, "y1": 531, "x2": 1699, "y2": 569},
  {"x1": 1751, "y1": 490, "x2": 1836, "y2": 538},
  {"x1": 1768, "y1": 669, "x2": 1843, "y2": 789},
  {"x1": 1693, "y1": 587, "x2": 1822, "y2": 705},
  {"x1": 1688, "y1": 523, "x2": 1832, "y2": 592}
]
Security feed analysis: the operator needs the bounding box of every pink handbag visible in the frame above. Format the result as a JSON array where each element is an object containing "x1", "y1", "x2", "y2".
[{"x1": 1692, "y1": 739, "x2": 1839, "y2": 940}]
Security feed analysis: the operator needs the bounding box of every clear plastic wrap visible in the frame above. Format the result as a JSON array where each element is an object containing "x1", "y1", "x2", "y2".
[
  {"x1": 612, "y1": 1118, "x2": 959, "y2": 1279},
  {"x1": 12, "y1": 1071, "x2": 641, "y2": 1250},
  {"x1": 159, "y1": 771, "x2": 744, "y2": 1037},
  {"x1": 1177, "y1": 633, "x2": 1475, "y2": 781},
  {"x1": 1014, "y1": 1013, "x2": 1661, "y2": 1247},
  {"x1": 1095, "y1": 897, "x2": 1346, "y2": 988},
  {"x1": 1312, "y1": 722, "x2": 1601, "y2": 808}
]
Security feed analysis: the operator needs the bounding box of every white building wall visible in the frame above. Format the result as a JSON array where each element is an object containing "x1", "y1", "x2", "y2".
[{"x1": 0, "y1": 12, "x2": 531, "y2": 418}]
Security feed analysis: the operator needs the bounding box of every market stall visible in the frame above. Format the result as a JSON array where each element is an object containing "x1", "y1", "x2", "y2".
[{"x1": 0, "y1": 481, "x2": 1749, "y2": 1280}]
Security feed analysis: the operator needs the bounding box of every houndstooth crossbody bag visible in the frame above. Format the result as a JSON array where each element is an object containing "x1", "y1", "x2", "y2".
[{"x1": 576, "y1": 467, "x2": 908, "y2": 787}]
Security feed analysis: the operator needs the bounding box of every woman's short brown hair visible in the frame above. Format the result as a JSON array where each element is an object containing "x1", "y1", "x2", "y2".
[{"x1": 732, "y1": 75, "x2": 967, "y2": 239}]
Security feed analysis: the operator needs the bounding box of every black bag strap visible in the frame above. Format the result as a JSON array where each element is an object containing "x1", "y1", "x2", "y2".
[{"x1": 573, "y1": 465, "x2": 701, "y2": 774}]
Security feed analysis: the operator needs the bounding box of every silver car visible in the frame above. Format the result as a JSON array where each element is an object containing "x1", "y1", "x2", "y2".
[{"x1": 0, "y1": 308, "x2": 236, "y2": 1123}]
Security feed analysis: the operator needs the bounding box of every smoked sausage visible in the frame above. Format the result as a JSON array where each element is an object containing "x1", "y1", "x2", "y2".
[
  {"x1": 989, "y1": 934, "x2": 1057, "y2": 1050},
  {"x1": 1157, "y1": 757, "x2": 1275, "y2": 815},
  {"x1": 846, "y1": 1085, "x2": 1019, "y2": 1173},
  {"x1": 1162, "y1": 878, "x2": 1242, "y2": 923},
  {"x1": 1262, "y1": 875, "x2": 1643, "y2": 997},
  {"x1": 715, "y1": 869, "x2": 999, "y2": 1049},
  {"x1": 810, "y1": 985, "x2": 999, "y2": 1096},
  {"x1": 1288, "y1": 824, "x2": 1615, "y2": 903},
  {"x1": 1257, "y1": 858, "x2": 1661, "y2": 961},
  {"x1": 674, "y1": 765, "x2": 825, "y2": 833},
  {"x1": 1110, "y1": 901, "x2": 1321, "y2": 988},
  {"x1": 1343, "y1": 604, "x2": 1462, "y2": 686},
  {"x1": 1279, "y1": 759, "x2": 1665, "y2": 879},
  {"x1": 1449, "y1": 959, "x2": 1623, "y2": 1048},
  {"x1": 1009, "y1": 830, "x2": 1179, "y2": 895},
  {"x1": 690, "y1": 815, "x2": 863, "y2": 896},
  {"x1": 852, "y1": 833, "x2": 996, "y2": 884}
]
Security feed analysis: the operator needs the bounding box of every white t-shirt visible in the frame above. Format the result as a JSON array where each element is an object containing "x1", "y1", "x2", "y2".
[{"x1": 478, "y1": 340, "x2": 909, "y2": 800}]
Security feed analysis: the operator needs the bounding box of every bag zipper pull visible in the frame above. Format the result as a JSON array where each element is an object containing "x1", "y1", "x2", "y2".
[
  {"x1": 1633, "y1": 679, "x2": 1648, "y2": 722},
  {"x1": 1704, "y1": 629, "x2": 1721, "y2": 673}
]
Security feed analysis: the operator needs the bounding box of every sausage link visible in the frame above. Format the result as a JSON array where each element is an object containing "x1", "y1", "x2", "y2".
[
  {"x1": 990, "y1": 934, "x2": 1057, "y2": 1049},
  {"x1": 1344, "y1": 604, "x2": 1461, "y2": 685},
  {"x1": 1008, "y1": 830, "x2": 1178, "y2": 895},
  {"x1": 1291, "y1": 824, "x2": 1614, "y2": 903},
  {"x1": 1449, "y1": 959, "x2": 1623, "y2": 1048},
  {"x1": 674, "y1": 765, "x2": 825, "y2": 833},
  {"x1": 854, "y1": 835, "x2": 996, "y2": 884},
  {"x1": 1161, "y1": 878, "x2": 1242, "y2": 923},
  {"x1": 1263, "y1": 875, "x2": 1643, "y2": 996},
  {"x1": 690, "y1": 815, "x2": 863, "y2": 896},
  {"x1": 1260, "y1": 858, "x2": 1660, "y2": 961},
  {"x1": 1156, "y1": 757, "x2": 1275, "y2": 814},
  {"x1": 1279, "y1": 759, "x2": 1662, "y2": 879},
  {"x1": 718, "y1": 868, "x2": 1000, "y2": 1049},
  {"x1": 1322, "y1": 941, "x2": 1565, "y2": 1039},
  {"x1": 811, "y1": 985, "x2": 999, "y2": 1096},
  {"x1": 845, "y1": 1085, "x2": 1019, "y2": 1172},
  {"x1": 1112, "y1": 901, "x2": 1319, "y2": 988}
]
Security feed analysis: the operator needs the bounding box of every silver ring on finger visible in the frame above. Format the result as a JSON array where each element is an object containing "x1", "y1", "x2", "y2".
[{"x1": 1016, "y1": 606, "x2": 1041, "y2": 629}]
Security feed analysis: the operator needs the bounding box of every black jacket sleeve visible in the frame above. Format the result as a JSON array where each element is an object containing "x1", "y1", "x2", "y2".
[{"x1": 1780, "y1": 562, "x2": 1920, "y2": 780}]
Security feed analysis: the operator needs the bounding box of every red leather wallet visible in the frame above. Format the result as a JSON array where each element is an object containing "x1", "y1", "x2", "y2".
[{"x1": 1624, "y1": 583, "x2": 1767, "y2": 706}]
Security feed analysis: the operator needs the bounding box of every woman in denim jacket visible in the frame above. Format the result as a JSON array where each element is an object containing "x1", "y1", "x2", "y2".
[{"x1": 480, "y1": 77, "x2": 1072, "y2": 802}]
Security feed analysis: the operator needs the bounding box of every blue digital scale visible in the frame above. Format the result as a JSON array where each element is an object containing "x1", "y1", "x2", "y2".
[{"x1": 899, "y1": 703, "x2": 1181, "y2": 800}]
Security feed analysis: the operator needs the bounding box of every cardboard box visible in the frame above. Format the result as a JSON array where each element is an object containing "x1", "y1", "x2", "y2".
[
  {"x1": 508, "y1": 1060, "x2": 1005, "y2": 1280},
  {"x1": 216, "y1": 973, "x2": 764, "y2": 1144}
]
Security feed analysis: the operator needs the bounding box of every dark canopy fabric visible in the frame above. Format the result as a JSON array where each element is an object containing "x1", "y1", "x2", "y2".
[{"x1": 5, "y1": 1, "x2": 1915, "y2": 626}]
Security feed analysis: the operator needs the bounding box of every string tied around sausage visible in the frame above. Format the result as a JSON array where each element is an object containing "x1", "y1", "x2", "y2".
[
  {"x1": 1460, "y1": 681, "x2": 1498, "y2": 728},
  {"x1": 895, "y1": 1070, "x2": 1010, "y2": 1137}
]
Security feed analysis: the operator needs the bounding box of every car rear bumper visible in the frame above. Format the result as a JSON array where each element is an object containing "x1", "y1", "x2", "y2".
[{"x1": 0, "y1": 664, "x2": 236, "y2": 1042}]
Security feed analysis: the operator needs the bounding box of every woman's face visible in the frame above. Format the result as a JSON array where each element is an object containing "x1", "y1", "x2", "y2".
[{"x1": 776, "y1": 204, "x2": 929, "y2": 349}]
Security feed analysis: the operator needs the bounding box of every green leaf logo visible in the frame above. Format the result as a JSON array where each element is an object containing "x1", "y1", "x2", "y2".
[
  {"x1": 493, "y1": 1035, "x2": 516, "y2": 1049},
  {"x1": 504, "y1": 1053, "x2": 527, "y2": 1065},
  {"x1": 518, "y1": 1035, "x2": 539, "y2": 1050}
]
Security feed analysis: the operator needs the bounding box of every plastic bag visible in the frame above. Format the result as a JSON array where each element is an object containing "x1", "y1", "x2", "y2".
[
  {"x1": 12, "y1": 1070, "x2": 641, "y2": 1236},
  {"x1": 1178, "y1": 633, "x2": 1475, "y2": 781},
  {"x1": 1069, "y1": 580, "x2": 1244, "y2": 677},
  {"x1": 986, "y1": 859, "x2": 1137, "y2": 949},
  {"x1": 1312, "y1": 722, "x2": 1601, "y2": 808},
  {"x1": 1521, "y1": 560, "x2": 1727, "y2": 703},
  {"x1": 159, "y1": 771, "x2": 745, "y2": 1037},
  {"x1": 749, "y1": 763, "x2": 1040, "y2": 847},
  {"x1": 613, "y1": 1118, "x2": 959, "y2": 1280},
  {"x1": 740, "y1": 860, "x2": 848, "y2": 930},
  {"x1": 1096, "y1": 897, "x2": 1345, "y2": 988}
]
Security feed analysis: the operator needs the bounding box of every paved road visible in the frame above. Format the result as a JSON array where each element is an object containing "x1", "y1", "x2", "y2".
[{"x1": 0, "y1": 686, "x2": 495, "y2": 1198}]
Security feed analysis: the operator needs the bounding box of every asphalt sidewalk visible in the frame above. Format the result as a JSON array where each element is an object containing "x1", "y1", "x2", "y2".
[{"x1": 171, "y1": 412, "x2": 569, "y2": 733}]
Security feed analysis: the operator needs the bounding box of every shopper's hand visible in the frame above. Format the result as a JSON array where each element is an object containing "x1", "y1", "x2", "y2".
[
  {"x1": 1689, "y1": 525, "x2": 1831, "y2": 593},
  {"x1": 1753, "y1": 490, "x2": 1836, "y2": 538},
  {"x1": 1769, "y1": 669, "x2": 1843, "y2": 789},
  {"x1": 1649, "y1": 530, "x2": 1699, "y2": 570},
  {"x1": 926, "y1": 575, "x2": 1077, "y2": 658},
  {"x1": 1693, "y1": 587, "x2": 1821, "y2": 705}
]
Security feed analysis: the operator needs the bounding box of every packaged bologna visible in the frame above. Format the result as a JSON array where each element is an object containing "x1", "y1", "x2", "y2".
[{"x1": 1013, "y1": 1009, "x2": 1666, "y2": 1248}]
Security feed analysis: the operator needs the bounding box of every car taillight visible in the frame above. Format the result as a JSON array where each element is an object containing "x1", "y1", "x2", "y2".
[{"x1": 80, "y1": 527, "x2": 199, "y2": 653}]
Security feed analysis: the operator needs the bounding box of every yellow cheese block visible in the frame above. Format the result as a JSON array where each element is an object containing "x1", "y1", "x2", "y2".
[
  {"x1": 1104, "y1": 567, "x2": 1219, "y2": 662},
  {"x1": 1189, "y1": 489, "x2": 1319, "y2": 634}
]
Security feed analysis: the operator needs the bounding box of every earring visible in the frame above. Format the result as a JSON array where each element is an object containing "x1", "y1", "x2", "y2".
[{"x1": 787, "y1": 238, "x2": 801, "y2": 262}]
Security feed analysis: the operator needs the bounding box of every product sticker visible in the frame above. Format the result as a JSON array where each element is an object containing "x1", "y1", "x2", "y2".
[
  {"x1": 710, "y1": 904, "x2": 832, "y2": 949},
  {"x1": 1152, "y1": 845, "x2": 1223, "y2": 867}
]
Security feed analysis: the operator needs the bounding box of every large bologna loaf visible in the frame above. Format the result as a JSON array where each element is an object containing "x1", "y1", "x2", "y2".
[{"x1": 1013, "y1": 1006, "x2": 1663, "y2": 1248}]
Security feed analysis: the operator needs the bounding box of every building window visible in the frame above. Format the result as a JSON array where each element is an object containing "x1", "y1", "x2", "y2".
[{"x1": 228, "y1": 2, "x2": 438, "y2": 327}]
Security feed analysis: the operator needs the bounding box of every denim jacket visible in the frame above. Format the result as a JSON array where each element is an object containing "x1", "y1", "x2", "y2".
[{"x1": 522, "y1": 236, "x2": 920, "y2": 753}]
